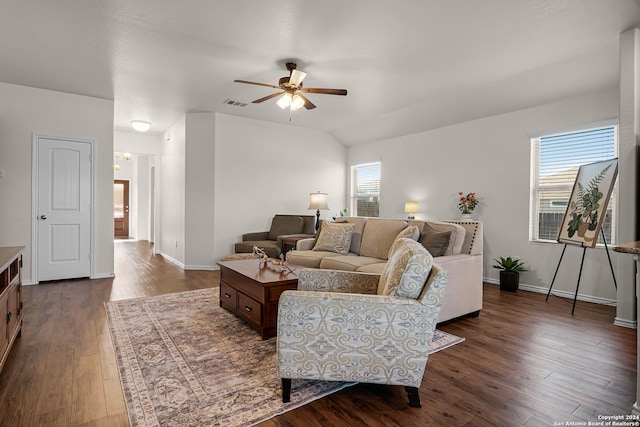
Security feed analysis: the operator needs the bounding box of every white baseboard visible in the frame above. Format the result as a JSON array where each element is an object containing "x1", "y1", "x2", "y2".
[
  {"x1": 184, "y1": 265, "x2": 219, "y2": 271},
  {"x1": 157, "y1": 252, "x2": 218, "y2": 271},
  {"x1": 92, "y1": 272, "x2": 115, "y2": 279},
  {"x1": 483, "y1": 277, "x2": 617, "y2": 306},
  {"x1": 614, "y1": 317, "x2": 637, "y2": 329},
  {"x1": 159, "y1": 252, "x2": 185, "y2": 269}
]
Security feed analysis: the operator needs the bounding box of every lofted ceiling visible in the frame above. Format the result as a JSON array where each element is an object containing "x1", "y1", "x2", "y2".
[{"x1": 1, "y1": 0, "x2": 639, "y2": 146}]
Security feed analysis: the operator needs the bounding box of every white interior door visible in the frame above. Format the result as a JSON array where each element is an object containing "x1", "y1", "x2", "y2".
[{"x1": 36, "y1": 137, "x2": 92, "y2": 281}]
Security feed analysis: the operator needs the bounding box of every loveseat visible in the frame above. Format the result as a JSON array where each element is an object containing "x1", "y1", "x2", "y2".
[
  {"x1": 234, "y1": 214, "x2": 315, "y2": 259},
  {"x1": 286, "y1": 217, "x2": 483, "y2": 323}
]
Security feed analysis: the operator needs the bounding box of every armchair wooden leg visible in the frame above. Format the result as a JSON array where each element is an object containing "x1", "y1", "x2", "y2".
[
  {"x1": 282, "y1": 378, "x2": 292, "y2": 403},
  {"x1": 405, "y1": 386, "x2": 422, "y2": 408}
]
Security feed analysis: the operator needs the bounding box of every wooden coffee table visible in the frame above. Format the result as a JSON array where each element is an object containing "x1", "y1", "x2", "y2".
[{"x1": 217, "y1": 258, "x2": 300, "y2": 339}]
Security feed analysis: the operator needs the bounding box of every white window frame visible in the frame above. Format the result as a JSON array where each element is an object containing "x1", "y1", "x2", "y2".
[
  {"x1": 529, "y1": 123, "x2": 618, "y2": 245},
  {"x1": 350, "y1": 161, "x2": 381, "y2": 217}
]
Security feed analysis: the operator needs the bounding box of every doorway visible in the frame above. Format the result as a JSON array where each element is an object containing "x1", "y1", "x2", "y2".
[{"x1": 114, "y1": 180, "x2": 130, "y2": 238}]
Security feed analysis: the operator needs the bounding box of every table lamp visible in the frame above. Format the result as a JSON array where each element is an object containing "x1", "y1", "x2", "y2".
[
  {"x1": 404, "y1": 201, "x2": 418, "y2": 220},
  {"x1": 308, "y1": 191, "x2": 329, "y2": 232}
]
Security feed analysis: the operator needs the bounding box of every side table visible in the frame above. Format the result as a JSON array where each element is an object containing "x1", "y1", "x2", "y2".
[{"x1": 279, "y1": 234, "x2": 314, "y2": 259}]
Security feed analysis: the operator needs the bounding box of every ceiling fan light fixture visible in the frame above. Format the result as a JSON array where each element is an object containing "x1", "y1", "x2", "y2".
[
  {"x1": 131, "y1": 120, "x2": 151, "y2": 132},
  {"x1": 277, "y1": 93, "x2": 292, "y2": 109},
  {"x1": 290, "y1": 94, "x2": 305, "y2": 111}
]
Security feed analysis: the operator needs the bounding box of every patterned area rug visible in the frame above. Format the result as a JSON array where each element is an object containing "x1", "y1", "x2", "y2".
[{"x1": 105, "y1": 288, "x2": 464, "y2": 427}]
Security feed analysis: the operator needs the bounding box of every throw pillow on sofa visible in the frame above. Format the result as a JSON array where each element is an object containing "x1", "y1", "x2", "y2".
[
  {"x1": 419, "y1": 223, "x2": 451, "y2": 257},
  {"x1": 378, "y1": 238, "x2": 433, "y2": 299},
  {"x1": 312, "y1": 222, "x2": 355, "y2": 255},
  {"x1": 387, "y1": 225, "x2": 421, "y2": 258}
]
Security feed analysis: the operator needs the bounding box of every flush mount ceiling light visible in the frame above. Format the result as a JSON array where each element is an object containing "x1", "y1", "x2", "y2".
[{"x1": 131, "y1": 120, "x2": 151, "y2": 132}]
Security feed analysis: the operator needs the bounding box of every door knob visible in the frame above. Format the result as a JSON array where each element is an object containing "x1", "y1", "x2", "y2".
[{"x1": 39, "y1": 215, "x2": 47, "y2": 220}]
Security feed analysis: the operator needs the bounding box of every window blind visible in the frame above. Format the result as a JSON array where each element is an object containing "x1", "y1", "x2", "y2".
[
  {"x1": 530, "y1": 125, "x2": 617, "y2": 243},
  {"x1": 351, "y1": 162, "x2": 381, "y2": 217}
]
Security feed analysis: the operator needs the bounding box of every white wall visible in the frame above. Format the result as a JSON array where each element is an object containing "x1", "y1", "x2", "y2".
[
  {"x1": 184, "y1": 112, "x2": 216, "y2": 268},
  {"x1": 213, "y1": 113, "x2": 347, "y2": 261},
  {"x1": 0, "y1": 82, "x2": 114, "y2": 283},
  {"x1": 159, "y1": 117, "x2": 186, "y2": 264},
  {"x1": 348, "y1": 87, "x2": 625, "y2": 309}
]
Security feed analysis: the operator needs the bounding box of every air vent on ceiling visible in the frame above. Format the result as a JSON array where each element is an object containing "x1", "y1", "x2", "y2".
[{"x1": 223, "y1": 99, "x2": 248, "y2": 107}]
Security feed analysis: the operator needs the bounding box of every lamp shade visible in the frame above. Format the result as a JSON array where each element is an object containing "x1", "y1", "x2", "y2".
[
  {"x1": 404, "y1": 201, "x2": 418, "y2": 214},
  {"x1": 308, "y1": 192, "x2": 329, "y2": 210}
]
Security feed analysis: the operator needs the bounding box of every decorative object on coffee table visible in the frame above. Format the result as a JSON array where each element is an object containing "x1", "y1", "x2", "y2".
[
  {"x1": 458, "y1": 191, "x2": 478, "y2": 221},
  {"x1": 493, "y1": 256, "x2": 527, "y2": 292},
  {"x1": 308, "y1": 191, "x2": 329, "y2": 232}
]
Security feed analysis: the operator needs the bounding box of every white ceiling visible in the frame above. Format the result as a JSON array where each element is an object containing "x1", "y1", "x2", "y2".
[{"x1": 1, "y1": 0, "x2": 639, "y2": 146}]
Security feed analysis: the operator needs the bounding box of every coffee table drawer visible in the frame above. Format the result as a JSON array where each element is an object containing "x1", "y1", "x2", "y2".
[
  {"x1": 237, "y1": 293, "x2": 262, "y2": 325},
  {"x1": 220, "y1": 283, "x2": 237, "y2": 311}
]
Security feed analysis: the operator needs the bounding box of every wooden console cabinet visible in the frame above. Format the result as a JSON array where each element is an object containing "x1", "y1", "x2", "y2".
[{"x1": 0, "y1": 246, "x2": 24, "y2": 373}]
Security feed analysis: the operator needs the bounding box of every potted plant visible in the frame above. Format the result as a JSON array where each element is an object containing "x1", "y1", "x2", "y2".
[
  {"x1": 492, "y1": 256, "x2": 527, "y2": 292},
  {"x1": 457, "y1": 192, "x2": 478, "y2": 221}
]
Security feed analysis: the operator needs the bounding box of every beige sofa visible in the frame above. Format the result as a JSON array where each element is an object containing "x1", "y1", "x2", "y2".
[{"x1": 286, "y1": 217, "x2": 483, "y2": 323}]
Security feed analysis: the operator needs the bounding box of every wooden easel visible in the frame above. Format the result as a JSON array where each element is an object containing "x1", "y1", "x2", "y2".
[{"x1": 545, "y1": 231, "x2": 617, "y2": 314}]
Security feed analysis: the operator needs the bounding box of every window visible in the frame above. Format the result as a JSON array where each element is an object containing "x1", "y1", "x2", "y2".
[
  {"x1": 351, "y1": 162, "x2": 381, "y2": 217},
  {"x1": 530, "y1": 125, "x2": 617, "y2": 244}
]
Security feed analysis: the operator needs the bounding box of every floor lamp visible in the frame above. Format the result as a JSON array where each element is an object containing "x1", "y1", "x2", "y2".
[{"x1": 308, "y1": 191, "x2": 329, "y2": 232}]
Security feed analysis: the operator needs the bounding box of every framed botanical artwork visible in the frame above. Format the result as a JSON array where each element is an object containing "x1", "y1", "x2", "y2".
[{"x1": 557, "y1": 158, "x2": 618, "y2": 247}]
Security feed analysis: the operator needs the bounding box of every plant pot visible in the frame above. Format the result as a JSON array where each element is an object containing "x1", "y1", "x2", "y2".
[
  {"x1": 499, "y1": 270, "x2": 519, "y2": 292},
  {"x1": 461, "y1": 214, "x2": 473, "y2": 222},
  {"x1": 577, "y1": 221, "x2": 589, "y2": 237}
]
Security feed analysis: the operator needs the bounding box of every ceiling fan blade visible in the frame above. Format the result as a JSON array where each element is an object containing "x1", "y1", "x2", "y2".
[
  {"x1": 289, "y1": 70, "x2": 307, "y2": 87},
  {"x1": 297, "y1": 93, "x2": 316, "y2": 110},
  {"x1": 234, "y1": 79, "x2": 280, "y2": 89},
  {"x1": 300, "y1": 87, "x2": 347, "y2": 96},
  {"x1": 252, "y1": 92, "x2": 284, "y2": 103}
]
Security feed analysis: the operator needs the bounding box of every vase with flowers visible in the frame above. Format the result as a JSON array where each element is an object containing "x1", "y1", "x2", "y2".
[{"x1": 458, "y1": 191, "x2": 478, "y2": 221}]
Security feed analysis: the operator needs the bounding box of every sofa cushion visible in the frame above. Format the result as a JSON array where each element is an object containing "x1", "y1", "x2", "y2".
[
  {"x1": 419, "y1": 222, "x2": 451, "y2": 257},
  {"x1": 388, "y1": 224, "x2": 421, "y2": 258},
  {"x1": 320, "y1": 255, "x2": 384, "y2": 271},
  {"x1": 312, "y1": 222, "x2": 355, "y2": 255},
  {"x1": 378, "y1": 238, "x2": 433, "y2": 299},
  {"x1": 286, "y1": 250, "x2": 339, "y2": 268},
  {"x1": 359, "y1": 219, "x2": 408, "y2": 260},
  {"x1": 335, "y1": 217, "x2": 368, "y2": 255},
  {"x1": 355, "y1": 262, "x2": 387, "y2": 274},
  {"x1": 268, "y1": 216, "x2": 305, "y2": 241},
  {"x1": 427, "y1": 221, "x2": 465, "y2": 255}
]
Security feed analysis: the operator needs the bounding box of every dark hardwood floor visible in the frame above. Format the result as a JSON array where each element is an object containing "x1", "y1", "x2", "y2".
[{"x1": 0, "y1": 240, "x2": 635, "y2": 426}]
